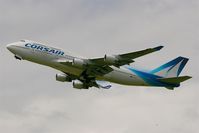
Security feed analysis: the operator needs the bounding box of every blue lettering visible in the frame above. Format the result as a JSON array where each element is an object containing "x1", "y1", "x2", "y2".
[
  {"x1": 31, "y1": 44, "x2": 37, "y2": 49},
  {"x1": 49, "y1": 49, "x2": 55, "y2": 54},
  {"x1": 24, "y1": 43, "x2": 64, "y2": 56},
  {"x1": 43, "y1": 47, "x2": 49, "y2": 52},
  {"x1": 58, "y1": 51, "x2": 64, "y2": 55},
  {"x1": 54, "y1": 50, "x2": 59, "y2": 54},
  {"x1": 25, "y1": 43, "x2": 31, "y2": 47},
  {"x1": 36, "y1": 45, "x2": 43, "y2": 50}
]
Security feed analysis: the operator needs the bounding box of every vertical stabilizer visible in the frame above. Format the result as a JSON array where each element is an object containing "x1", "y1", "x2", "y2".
[{"x1": 150, "y1": 57, "x2": 189, "y2": 78}]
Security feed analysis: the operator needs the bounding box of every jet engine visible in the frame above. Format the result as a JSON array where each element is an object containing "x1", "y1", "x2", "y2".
[
  {"x1": 56, "y1": 73, "x2": 72, "y2": 82},
  {"x1": 72, "y1": 58, "x2": 86, "y2": 68},
  {"x1": 104, "y1": 55, "x2": 119, "y2": 64},
  {"x1": 72, "y1": 80, "x2": 84, "y2": 89}
]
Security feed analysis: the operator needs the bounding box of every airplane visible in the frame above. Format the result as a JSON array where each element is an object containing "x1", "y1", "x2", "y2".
[{"x1": 6, "y1": 40, "x2": 191, "y2": 90}]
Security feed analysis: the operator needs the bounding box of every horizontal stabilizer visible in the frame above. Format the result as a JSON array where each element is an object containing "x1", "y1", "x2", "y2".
[{"x1": 158, "y1": 76, "x2": 192, "y2": 84}]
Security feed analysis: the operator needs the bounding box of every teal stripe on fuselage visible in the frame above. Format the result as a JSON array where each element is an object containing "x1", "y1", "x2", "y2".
[{"x1": 125, "y1": 66, "x2": 179, "y2": 87}]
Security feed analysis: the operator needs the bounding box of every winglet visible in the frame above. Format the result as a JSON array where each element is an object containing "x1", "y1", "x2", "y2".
[{"x1": 154, "y1": 46, "x2": 164, "y2": 51}]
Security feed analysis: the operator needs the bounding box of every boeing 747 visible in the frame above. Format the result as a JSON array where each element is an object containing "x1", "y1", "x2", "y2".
[{"x1": 6, "y1": 40, "x2": 191, "y2": 90}]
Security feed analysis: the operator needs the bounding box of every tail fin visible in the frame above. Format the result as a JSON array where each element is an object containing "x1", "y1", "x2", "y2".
[{"x1": 150, "y1": 56, "x2": 189, "y2": 78}]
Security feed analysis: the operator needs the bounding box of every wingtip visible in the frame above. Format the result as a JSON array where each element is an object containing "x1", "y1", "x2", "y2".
[
  {"x1": 154, "y1": 46, "x2": 164, "y2": 51},
  {"x1": 185, "y1": 76, "x2": 192, "y2": 80}
]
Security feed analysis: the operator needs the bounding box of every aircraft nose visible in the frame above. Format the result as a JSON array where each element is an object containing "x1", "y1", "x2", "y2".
[
  {"x1": 6, "y1": 43, "x2": 13, "y2": 51},
  {"x1": 6, "y1": 43, "x2": 17, "y2": 53}
]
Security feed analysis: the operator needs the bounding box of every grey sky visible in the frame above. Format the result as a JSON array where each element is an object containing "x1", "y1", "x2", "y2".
[{"x1": 0, "y1": 0, "x2": 199, "y2": 133}]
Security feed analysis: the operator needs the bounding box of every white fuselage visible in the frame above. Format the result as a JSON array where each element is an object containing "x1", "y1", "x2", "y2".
[{"x1": 6, "y1": 40, "x2": 148, "y2": 86}]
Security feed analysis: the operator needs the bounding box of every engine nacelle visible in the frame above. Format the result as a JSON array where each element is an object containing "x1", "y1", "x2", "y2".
[
  {"x1": 72, "y1": 58, "x2": 86, "y2": 68},
  {"x1": 72, "y1": 80, "x2": 84, "y2": 89},
  {"x1": 104, "y1": 55, "x2": 119, "y2": 64},
  {"x1": 56, "y1": 73, "x2": 72, "y2": 82}
]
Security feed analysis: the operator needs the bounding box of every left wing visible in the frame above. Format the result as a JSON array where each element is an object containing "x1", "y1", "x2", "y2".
[
  {"x1": 58, "y1": 46, "x2": 164, "y2": 78},
  {"x1": 90, "y1": 46, "x2": 163, "y2": 67}
]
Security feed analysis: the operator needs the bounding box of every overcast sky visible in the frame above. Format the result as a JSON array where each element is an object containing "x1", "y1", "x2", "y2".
[{"x1": 0, "y1": 0, "x2": 199, "y2": 133}]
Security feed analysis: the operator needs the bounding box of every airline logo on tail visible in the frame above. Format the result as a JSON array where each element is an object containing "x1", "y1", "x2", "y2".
[
  {"x1": 126, "y1": 56, "x2": 191, "y2": 90},
  {"x1": 150, "y1": 57, "x2": 189, "y2": 78}
]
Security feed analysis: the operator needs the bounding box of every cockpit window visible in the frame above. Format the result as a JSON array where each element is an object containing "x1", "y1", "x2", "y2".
[{"x1": 20, "y1": 40, "x2": 26, "y2": 42}]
